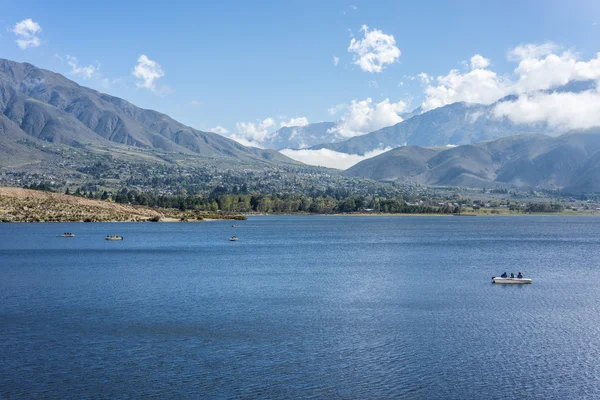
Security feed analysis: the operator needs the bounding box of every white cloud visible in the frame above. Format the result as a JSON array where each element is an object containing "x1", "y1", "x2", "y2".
[
  {"x1": 230, "y1": 118, "x2": 276, "y2": 147},
  {"x1": 191, "y1": 100, "x2": 201, "y2": 106},
  {"x1": 493, "y1": 88, "x2": 600, "y2": 130},
  {"x1": 348, "y1": 25, "x2": 401, "y2": 73},
  {"x1": 333, "y1": 55, "x2": 340, "y2": 66},
  {"x1": 420, "y1": 43, "x2": 600, "y2": 112},
  {"x1": 66, "y1": 55, "x2": 98, "y2": 79},
  {"x1": 513, "y1": 50, "x2": 600, "y2": 93},
  {"x1": 508, "y1": 42, "x2": 560, "y2": 62},
  {"x1": 280, "y1": 117, "x2": 309, "y2": 128},
  {"x1": 368, "y1": 80, "x2": 379, "y2": 88},
  {"x1": 328, "y1": 103, "x2": 346, "y2": 115},
  {"x1": 12, "y1": 18, "x2": 42, "y2": 49},
  {"x1": 397, "y1": 81, "x2": 404, "y2": 87},
  {"x1": 468, "y1": 43, "x2": 600, "y2": 130},
  {"x1": 210, "y1": 126, "x2": 229, "y2": 134},
  {"x1": 417, "y1": 72, "x2": 431, "y2": 84},
  {"x1": 470, "y1": 54, "x2": 490, "y2": 69},
  {"x1": 133, "y1": 55, "x2": 165, "y2": 90},
  {"x1": 328, "y1": 97, "x2": 406, "y2": 138},
  {"x1": 350, "y1": 5, "x2": 358, "y2": 10},
  {"x1": 421, "y1": 67, "x2": 508, "y2": 111},
  {"x1": 280, "y1": 147, "x2": 392, "y2": 170}
]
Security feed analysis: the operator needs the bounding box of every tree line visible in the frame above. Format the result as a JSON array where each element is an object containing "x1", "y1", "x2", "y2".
[{"x1": 67, "y1": 188, "x2": 460, "y2": 214}]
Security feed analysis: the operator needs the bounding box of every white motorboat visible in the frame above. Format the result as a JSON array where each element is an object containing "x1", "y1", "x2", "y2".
[
  {"x1": 229, "y1": 236, "x2": 238, "y2": 241},
  {"x1": 492, "y1": 276, "x2": 532, "y2": 284},
  {"x1": 105, "y1": 235, "x2": 124, "y2": 241}
]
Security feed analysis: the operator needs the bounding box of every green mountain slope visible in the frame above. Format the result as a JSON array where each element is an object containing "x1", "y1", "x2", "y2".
[{"x1": 344, "y1": 131, "x2": 600, "y2": 193}]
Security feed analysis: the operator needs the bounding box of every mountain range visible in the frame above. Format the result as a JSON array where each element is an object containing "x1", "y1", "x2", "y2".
[
  {"x1": 309, "y1": 100, "x2": 555, "y2": 155},
  {"x1": 2, "y1": 58, "x2": 600, "y2": 194},
  {"x1": 0, "y1": 58, "x2": 295, "y2": 168},
  {"x1": 261, "y1": 122, "x2": 340, "y2": 150},
  {"x1": 344, "y1": 130, "x2": 600, "y2": 193}
]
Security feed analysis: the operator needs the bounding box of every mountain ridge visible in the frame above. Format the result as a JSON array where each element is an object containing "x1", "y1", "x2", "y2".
[
  {"x1": 343, "y1": 131, "x2": 600, "y2": 193},
  {"x1": 0, "y1": 58, "x2": 296, "y2": 167}
]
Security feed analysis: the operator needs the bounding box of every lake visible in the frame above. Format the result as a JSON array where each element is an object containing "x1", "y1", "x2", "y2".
[{"x1": 1, "y1": 216, "x2": 600, "y2": 399}]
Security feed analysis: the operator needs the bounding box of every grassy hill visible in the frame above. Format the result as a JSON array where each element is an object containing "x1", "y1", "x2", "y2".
[{"x1": 0, "y1": 187, "x2": 244, "y2": 222}]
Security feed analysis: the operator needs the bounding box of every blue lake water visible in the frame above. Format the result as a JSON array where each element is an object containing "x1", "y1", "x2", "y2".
[{"x1": 1, "y1": 216, "x2": 600, "y2": 399}]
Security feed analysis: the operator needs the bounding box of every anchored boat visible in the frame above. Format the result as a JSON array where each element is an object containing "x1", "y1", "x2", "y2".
[
  {"x1": 229, "y1": 236, "x2": 238, "y2": 241},
  {"x1": 492, "y1": 276, "x2": 532, "y2": 284},
  {"x1": 61, "y1": 233, "x2": 75, "y2": 237},
  {"x1": 105, "y1": 235, "x2": 124, "y2": 241}
]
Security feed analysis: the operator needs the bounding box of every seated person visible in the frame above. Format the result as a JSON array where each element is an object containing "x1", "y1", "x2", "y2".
[
  {"x1": 501, "y1": 272, "x2": 507, "y2": 278},
  {"x1": 510, "y1": 273, "x2": 515, "y2": 278},
  {"x1": 517, "y1": 272, "x2": 523, "y2": 278}
]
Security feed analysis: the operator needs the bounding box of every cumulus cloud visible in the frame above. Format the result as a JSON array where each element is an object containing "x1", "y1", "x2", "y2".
[
  {"x1": 12, "y1": 18, "x2": 42, "y2": 49},
  {"x1": 280, "y1": 117, "x2": 309, "y2": 128},
  {"x1": 348, "y1": 25, "x2": 400, "y2": 73},
  {"x1": 210, "y1": 126, "x2": 229, "y2": 134},
  {"x1": 133, "y1": 55, "x2": 165, "y2": 90},
  {"x1": 493, "y1": 87, "x2": 600, "y2": 130},
  {"x1": 470, "y1": 54, "x2": 490, "y2": 69},
  {"x1": 66, "y1": 55, "x2": 98, "y2": 79},
  {"x1": 421, "y1": 68, "x2": 508, "y2": 111},
  {"x1": 480, "y1": 44, "x2": 600, "y2": 130},
  {"x1": 512, "y1": 49, "x2": 600, "y2": 93},
  {"x1": 328, "y1": 98, "x2": 406, "y2": 138},
  {"x1": 280, "y1": 147, "x2": 393, "y2": 170},
  {"x1": 229, "y1": 118, "x2": 276, "y2": 147},
  {"x1": 333, "y1": 55, "x2": 340, "y2": 66},
  {"x1": 420, "y1": 43, "x2": 600, "y2": 112},
  {"x1": 228, "y1": 116, "x2": 311, "y2": 146}
]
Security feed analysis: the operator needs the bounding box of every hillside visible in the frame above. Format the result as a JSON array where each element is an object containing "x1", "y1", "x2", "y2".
[
  {"x1": 344, "y1": 131, "x2": 600, "y2": 193},
  {"x1": 0, "y1": 58, "x2": 295, "y2": 167},
  {"x1": 0, "y1": 187, "x2": 244, "y2": 222}
]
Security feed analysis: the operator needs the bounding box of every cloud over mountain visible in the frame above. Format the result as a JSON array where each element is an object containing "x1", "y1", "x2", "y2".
[
  {"x1": 421, "y1": 43, "x2": 600, "y2": 112},
  {"x1": 328, "y1": 98, "x2": 406, "y2": 138}
]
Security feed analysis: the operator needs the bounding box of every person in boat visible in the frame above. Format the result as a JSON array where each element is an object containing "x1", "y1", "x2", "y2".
[
  {"x1": 501, "y1": 272, "x2": 507, "y2": 278},
  {"x1": 510, "y1": 273, "x2": 515, "y2": 278},
  {"x1": 517, "y1": 272, "x2": 523, "y2": 278}
]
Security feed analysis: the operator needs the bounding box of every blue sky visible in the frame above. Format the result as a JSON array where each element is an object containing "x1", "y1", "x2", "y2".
[{"x1": 1, "y1": 0, "x2": 600, "y2": 144}]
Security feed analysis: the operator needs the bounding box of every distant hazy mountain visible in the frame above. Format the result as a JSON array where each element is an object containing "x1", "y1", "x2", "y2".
[
  {"x1": 344, "y1": 130, "x2": 600, "y2": 193},
  {"x1": 261, "y1": 122, "x2": 345, "y2": 150},
  {"x1": 311, "y1": 101, "x2": 552, "y2": 155},
  {"x1": 0, "y1": 58, "x2": 294, "y2": 166},
  {"x1": 262, "y1": 106, "x2": 428, "y2": 150}
]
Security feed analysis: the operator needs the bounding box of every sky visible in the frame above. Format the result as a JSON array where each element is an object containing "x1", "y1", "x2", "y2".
[{"x1": 1, "y1": 0, "x2": 600, "y2": 166}]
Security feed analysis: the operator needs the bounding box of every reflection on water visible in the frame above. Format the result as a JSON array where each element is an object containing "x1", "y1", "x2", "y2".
[{"x1": 1, "y1": 216, "x2": 600, "y2": 399}]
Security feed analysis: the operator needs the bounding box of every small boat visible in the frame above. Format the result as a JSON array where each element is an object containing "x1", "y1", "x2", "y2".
[
  {"x1": 61, "y1": 233, "x2": 75, "y2": 237},
  {"x1": 229, "y1": 236, "x2": 238, "y2": 241},
  {"x1": 492, "y1": 276, "x2": 532, "y2": 284},
  {"x1": 105, "y1": 235, "x2": 124, "y2": 241},
  {"x1": 232, "y1": 224, "x2": 239, "y2": 227}
]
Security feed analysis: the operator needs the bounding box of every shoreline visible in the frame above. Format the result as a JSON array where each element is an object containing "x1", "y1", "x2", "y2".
[{"x1": 245, "y1": 212, "x2": 600, "y2": 218}]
